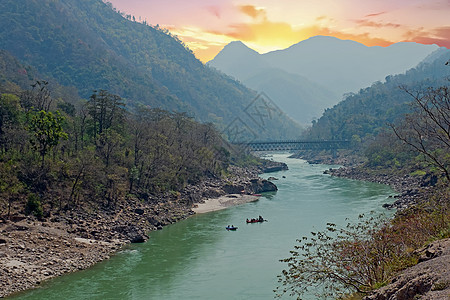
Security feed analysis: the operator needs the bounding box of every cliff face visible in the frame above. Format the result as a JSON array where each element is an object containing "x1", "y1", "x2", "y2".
[{"x1": 364, "y1": 239, "x2": 450, "y2": 300}]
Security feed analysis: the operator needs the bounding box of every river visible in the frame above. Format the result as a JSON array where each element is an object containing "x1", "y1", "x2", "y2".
[{"x1": 11, "y1": 154, "x2": 394, "y2": 300}]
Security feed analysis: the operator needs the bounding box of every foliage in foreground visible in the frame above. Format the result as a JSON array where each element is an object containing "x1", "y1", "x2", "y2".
[
  {"x1": 0, "y1": 82, "x2": 258, "y2": 219},
  {"x1": 275, "y1": 199, "x2": 449, "y2": 299}
]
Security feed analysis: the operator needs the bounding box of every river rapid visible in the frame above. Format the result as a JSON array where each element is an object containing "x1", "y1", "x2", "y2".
[{"x1": 11, "y1": 154, "x2": 394, "y2": 300}]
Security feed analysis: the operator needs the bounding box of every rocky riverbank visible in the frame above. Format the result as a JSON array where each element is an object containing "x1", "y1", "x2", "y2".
[
  {"x1": 0, "y1": 164, "x2": 282, "y2": 298},
  {"x1": 296, "y1": 151, "x2": 449, "y2": 299},
  {"x1": 294, "y1": 150, "x2": 441, "y2": 210},
  {"x1": 363, "y1": 238, "x2": 450, "y2": 300},
  {"x1": 323, "y1": 167, "x2": 440, "y2": 210},
  {"x1": 326, "y1": 166, "x2": 450, "y2": 299}
]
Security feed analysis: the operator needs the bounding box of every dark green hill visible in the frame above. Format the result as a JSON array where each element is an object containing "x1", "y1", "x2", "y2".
[
  {"x1": 0, "y1": 0, "x2": 301, "y2": 139},
  {"x1": 304, "y1": 50, "x2": 450, "y2": 141}
]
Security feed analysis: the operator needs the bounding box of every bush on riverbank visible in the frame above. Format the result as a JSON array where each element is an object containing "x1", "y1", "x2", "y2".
[{"x1": 276, "y1": 196, "x2": 449, "y2": 299}]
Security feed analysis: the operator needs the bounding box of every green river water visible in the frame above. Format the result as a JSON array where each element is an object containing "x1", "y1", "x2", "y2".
[{"x1": 11, "y1": 154, "x2": 395, "y2": 300}]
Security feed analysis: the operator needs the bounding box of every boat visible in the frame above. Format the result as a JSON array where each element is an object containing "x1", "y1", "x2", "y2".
[
  {"x1": 246, "y1": 217, "x2": 266, "y2": 223},
  {"x1": 226, "y1": 225, "x2": 238, "y2": 231}
]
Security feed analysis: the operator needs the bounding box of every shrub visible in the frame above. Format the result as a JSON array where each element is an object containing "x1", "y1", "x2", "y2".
[
  {"x1": 24, "y1": 193, "x2": 43, "y2": 219},
  {"x1": 276, "y1": 202, "x2": 450, "y2": 299}
]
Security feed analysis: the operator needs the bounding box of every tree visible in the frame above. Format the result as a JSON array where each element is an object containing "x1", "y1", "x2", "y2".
[
  {"x1": 0, "y1": 93, "x2": 22, "y2": 152},
  {"x1": 27, "y1": 110, "x2": 68, "y2": 167},
  {"x1": 0, "y1": 161, "x2": 24, "y2": 219},
  {"x1": 87, "y1": 90, "x2": 125, "y2": 139},
  {"x1": 276, "y1": 214, "x2": 405, "y2": 299},
  {"x1": 390, "y1": 85, "x2": 450, "y2": 182},
  {"x1": 20, "y1": 80, "x2": 53, "y2": 112}
]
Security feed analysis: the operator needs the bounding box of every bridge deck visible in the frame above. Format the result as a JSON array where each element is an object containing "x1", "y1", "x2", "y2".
[{"x1": 235, "y1": 140, "x2": 350, "y2": 151}]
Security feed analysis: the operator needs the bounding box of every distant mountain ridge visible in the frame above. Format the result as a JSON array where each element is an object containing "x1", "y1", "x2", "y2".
[
  {"x1": 208, "y1": 36, "x2": 440, "y2": 124},
  {"x1": 0, "y1": 0, "x2": 302, "y2": 139}
]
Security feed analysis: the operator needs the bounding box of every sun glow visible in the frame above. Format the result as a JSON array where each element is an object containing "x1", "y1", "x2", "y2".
[{"x1": 108, "y1": 0, "x2": 450, "y2": 62}]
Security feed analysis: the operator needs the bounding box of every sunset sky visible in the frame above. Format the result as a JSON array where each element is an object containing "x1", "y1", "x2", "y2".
[{"x1": 108, "y1": 0, "x2": 450, "y2": 62}]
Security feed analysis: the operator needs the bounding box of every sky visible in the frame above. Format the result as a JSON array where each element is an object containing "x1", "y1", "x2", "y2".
[{"x1": 107, "y1": 0, "x2": 450, "y2": 62}]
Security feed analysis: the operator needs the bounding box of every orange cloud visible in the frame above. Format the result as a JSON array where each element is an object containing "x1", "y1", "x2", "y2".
[
  {"x1": 403, "y1": 26, "x2": 450, "y2": 48},
  {"x1": 212, "y1": 16, "x2": 395, "y2": 51},
  {"x1": 170, "y1": 2, "x2": 450, "y2": 62},
  {"x1": 239, "y1": 5, "x2": 266, "y2": 19}
]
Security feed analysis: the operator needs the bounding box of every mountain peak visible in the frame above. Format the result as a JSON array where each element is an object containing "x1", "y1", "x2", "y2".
[
  {"x1": 208, "y1": 41, "x2": 270, "y2": 80},
  {"x1": 214, "y1": 41, "x2": 260, "y2": 58},
  {"x1": 289, "y1": 35, "x2": 367, "y2": 50}
]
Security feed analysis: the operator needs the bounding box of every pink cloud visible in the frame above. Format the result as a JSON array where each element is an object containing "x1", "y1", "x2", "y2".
[
  {"x1": 207, "y1": 6, "x2": 221, "y2": 19},
  {"x1": 355, "y1": 19, "x2": 402, "y2": 28},
  {"x1": 364, "y1": 11, "x2": 387, "y2": 18}
]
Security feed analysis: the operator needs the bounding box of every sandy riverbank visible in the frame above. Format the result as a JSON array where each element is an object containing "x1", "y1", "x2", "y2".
[{"x1": 192, "y1": 194, "x2": 260, "y2": 214}]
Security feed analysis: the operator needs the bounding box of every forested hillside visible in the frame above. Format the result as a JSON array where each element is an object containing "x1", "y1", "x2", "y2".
[
  {"x1": 304, "y1": 49, "x2": 450, "y2": 142},
  {"x1": 0, "y1": 0, "x2": 301, "y2": 139},
  {"x1": 0, "y1": 52, "x2": 256, "y2": 219}
]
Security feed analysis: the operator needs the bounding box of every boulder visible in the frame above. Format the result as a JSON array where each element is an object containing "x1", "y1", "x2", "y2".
[
  {"x1": 363, "y1": 238, "x2": 450, "y2": 300},
  {"x1": 134, "y1": 208, "x2": 144, "y2": 215},
  {"x1": 249, "y1": 178, "x2": 277, "y2": 193}
]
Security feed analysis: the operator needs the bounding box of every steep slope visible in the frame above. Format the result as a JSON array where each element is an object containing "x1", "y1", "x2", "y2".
[
  {"x1": 0, "y1": 49, "x2": 81, "y2": 105},
  {"x1": 304, "y1": 49, "x2": 450, "y2": 141},
  {"x1": 0, "y1": 0, "x2": 301, "y2": 139},
  {"x1": 210, "y1": 41, "x2": 271, "y2": 81}
]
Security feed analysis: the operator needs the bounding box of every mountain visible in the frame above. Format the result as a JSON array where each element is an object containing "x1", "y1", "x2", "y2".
[
  {"x1": 211, "y1": 41, "x2": 272, "y2": 80},
  {"x1": 304, "y1": 49, "x2": 450, "y2": 141},
  {"x1": 0, "y1": 0, "x2": 302, "y2": 140},
  {"x1": 208, "y1": 36, "x2": 439, "y2": 124},
  {"x1": 264, "y1": 36, "x2": 440, "y2": 95},
  {"x1": 244, "y1": 68, "x2": 337, "y2": 124}
]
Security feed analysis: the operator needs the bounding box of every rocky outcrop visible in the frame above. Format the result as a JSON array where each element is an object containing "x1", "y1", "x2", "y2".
[
  {"x1": 222, "y1": 178, "x2": 277, "y2": 194},
  {"x1": 249, "y1": 178, "x2": 278, "y2": 193},
  {"x1": 363, "y1": 239, "x2": 450, "y2": 300},
  {"x1": 258, "y1": 160, "x2": 289, "y2": 173}
]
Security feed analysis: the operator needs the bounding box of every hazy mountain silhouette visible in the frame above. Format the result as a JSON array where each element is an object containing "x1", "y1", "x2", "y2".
[
  {"x1": 244, "y1": 68, "x2": 337, "y2": 124},
  {"x1": 209, "y1": 36, "x2": 439, "y2": 124}
]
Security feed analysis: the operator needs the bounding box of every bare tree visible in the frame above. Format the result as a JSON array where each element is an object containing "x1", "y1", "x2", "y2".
[{"x1": 390, "y1": 85, "x2": 450, "y2": 182}]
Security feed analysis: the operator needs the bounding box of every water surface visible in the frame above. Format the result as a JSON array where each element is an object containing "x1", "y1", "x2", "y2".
[{"x1": 12, "y1": 154, "x2": 394, "y2": 299}]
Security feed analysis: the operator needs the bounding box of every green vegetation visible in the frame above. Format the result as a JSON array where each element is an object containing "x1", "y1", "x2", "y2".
[
  {"x1": 0, "y1": 77, "x2": 257, "y2": 218},
  {"x1": 0, "y1": 0, "x2": 301, "y2": 139},
  {"x1": 278, "y1": 59, "x2": 450, "y2": 299},
  {"x1": 276, "y1": 200, "x2": 449, "y2": 299},
  {"x1": 0, "y1": 0, "x2": 301, "y2": 219},
  {"x1": 27, "y1": 110, "x2": 68, "y2": 167}
]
